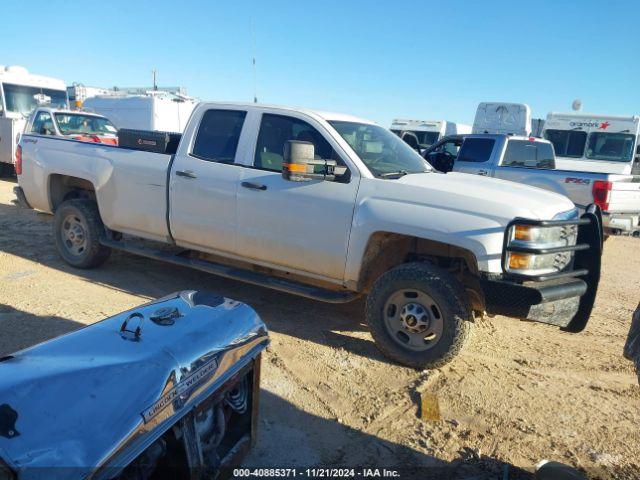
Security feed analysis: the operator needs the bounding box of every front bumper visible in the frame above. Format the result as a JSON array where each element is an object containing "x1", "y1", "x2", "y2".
[{"x1": 481, "y1": 205, "x2": 603, "y2": 332}]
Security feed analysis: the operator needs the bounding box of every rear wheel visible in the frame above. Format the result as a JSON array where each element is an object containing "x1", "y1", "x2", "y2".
[
  {"x1": 366, "y1": 262, "x2": 472, "y2": 369},
  {"x1": 53, "y1": 199, "x2": 111, "y2": 268}
]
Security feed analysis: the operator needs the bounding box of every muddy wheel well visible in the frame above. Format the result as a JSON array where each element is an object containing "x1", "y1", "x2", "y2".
[
  {"x1": 358, "y1": 232, "x2": 484, "y2": 310},
  {"x1": 49, "y1": 174, "x2": 96, "y2": 211}
]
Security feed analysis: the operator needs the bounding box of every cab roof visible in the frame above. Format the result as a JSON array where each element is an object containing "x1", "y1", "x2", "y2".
[
  {"x1": 33, "y1": 107, "x2": 108, "y2": 119},
  {"x1": 198, "y1": 101, "x2": 376, "y2": 125}
]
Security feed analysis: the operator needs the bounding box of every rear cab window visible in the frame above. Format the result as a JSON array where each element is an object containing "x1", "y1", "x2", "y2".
[
  {"x1": 31, "y1": 111, "x2": 54, "y2": 135},
  {"x1": 191, "y1": 109, "x2": 247, "y2": 163},
  {"x1": 502, "y1": 140, "x2": 555, "y2": 169},
  {"x1": 254, "y1": 113, "x2": 350, "y2": 182},
  {"x1": 457, "y1": 138, "x2": 495, "y2": 163}
]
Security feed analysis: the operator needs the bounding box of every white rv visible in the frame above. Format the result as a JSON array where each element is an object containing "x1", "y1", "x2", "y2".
[
  {"x1": 390, "y1": 119, "x2": 471, "y2": 149},
  {"x1": 82, "y1": 92, "x2": 197, "y2": 133},
  {"x1": 543, "y1": 112, "x2": 640, "y2": 175},
  {"x1": 0, "y1": 66, "x2": 68, "y2": 174}
]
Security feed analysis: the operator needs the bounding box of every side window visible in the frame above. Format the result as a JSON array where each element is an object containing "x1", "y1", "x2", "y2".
[
  {"x1": 457, "y1": 138, "x2": 495, "y2": 163},
  {"x1": 31, "y1": 112, "x2": 53, "y2": 135},
  {"x1": 442, "y1": 140, "x2": 461, "y2": 156},
  {"x1": 192, "y1": 109, "x2": 247, "y2": 163},
  {"x1": 502, "y1": 140, "x2": 555, "y2": 169},
  {"x1": 254, "y1": 114, "x2": 348, "y2": 179}
]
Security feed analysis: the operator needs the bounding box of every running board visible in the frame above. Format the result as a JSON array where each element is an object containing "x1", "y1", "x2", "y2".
[{"x1": 99, "y1": 238, "x2": 360, "y2": 304}]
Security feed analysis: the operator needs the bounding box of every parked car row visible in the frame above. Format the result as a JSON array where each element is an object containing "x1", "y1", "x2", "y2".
[
  {"x1": 398, "y1": 102, "x2": 640, "y2": 236},
  {"x1": 0, "y1": 66, "x2": 197, "y2": 177}
]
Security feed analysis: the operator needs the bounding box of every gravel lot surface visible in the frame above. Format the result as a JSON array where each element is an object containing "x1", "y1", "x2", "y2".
[{"x1": 0, "y1": 178, "x2": 638, "y2": 479}]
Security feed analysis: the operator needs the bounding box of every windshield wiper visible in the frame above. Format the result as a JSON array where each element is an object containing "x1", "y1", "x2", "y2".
[
  {"x1": 379, "y1": 170, "x2": 409, "y2": 179},
  {"x1": 378, "y1": 170, "x2": 429, "y2": 179}
]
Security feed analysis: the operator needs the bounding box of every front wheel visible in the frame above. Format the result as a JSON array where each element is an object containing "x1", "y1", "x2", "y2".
[
  {"x1": 53, "y1": 199, "x2": 111, "y2": 268},
  {"x1": 366, "y1": 262, "x2": 472, "y2": 369}
]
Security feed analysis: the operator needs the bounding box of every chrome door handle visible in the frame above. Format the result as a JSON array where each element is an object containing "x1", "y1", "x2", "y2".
[
  {"x1": 176, "y1": 170, "x2": 197, "y2": 179},
  {"x1": 477, "y1": 170, "x2": 488, "y2": 176},
  {"x1": 241, "y1": 181, "x2": 267, "y2": 191}
]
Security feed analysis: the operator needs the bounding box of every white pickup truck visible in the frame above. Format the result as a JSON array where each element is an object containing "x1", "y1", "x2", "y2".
[{"x1": 15, "y1": 102, "x2": 603, "y2": 368}]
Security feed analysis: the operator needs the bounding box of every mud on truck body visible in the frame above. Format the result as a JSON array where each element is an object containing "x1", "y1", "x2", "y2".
[
  {"x1": 0, "y1": 291, "x2": 269, "y2": 480},
  {"x1": 15, "y1": 102, "x2": 603, "y2": 369}
]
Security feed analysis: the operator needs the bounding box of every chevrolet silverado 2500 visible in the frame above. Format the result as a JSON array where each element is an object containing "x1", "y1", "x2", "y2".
[{"x1": 15, "y1": 102, "x2": 603, "y2": 368}]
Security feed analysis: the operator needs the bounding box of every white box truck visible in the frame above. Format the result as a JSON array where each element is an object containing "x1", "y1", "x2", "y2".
[
  {"x1": 390, "y1": 119, "x2": 471, "y2": 150},
  {"x1": 82, "y1": 92, "x2": 197, "y2": 133},
  {"x1": 0, "y1": 65, "x2": 68, "y2": 175}
]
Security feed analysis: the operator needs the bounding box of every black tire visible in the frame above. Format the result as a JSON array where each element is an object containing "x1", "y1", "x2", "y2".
[
  {"x1": 366, "y1": 262, "x2": 472, "y2": 369},
  {"x1": 53, "y1": 199, "x2": 111, "y2": 268}
]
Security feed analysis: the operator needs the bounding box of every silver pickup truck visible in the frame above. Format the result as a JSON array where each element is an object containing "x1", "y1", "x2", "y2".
[
  {"x1": 15, "y1": 102, "x2": 604, "y2": 369},
  {"x1": 424, "y1": 134, "x2": 640, "y2": 235}
]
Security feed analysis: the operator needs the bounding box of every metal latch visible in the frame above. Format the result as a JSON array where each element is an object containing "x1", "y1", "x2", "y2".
[{"x1": 120, "y1": 312, "x2": 144, "y2": 340}]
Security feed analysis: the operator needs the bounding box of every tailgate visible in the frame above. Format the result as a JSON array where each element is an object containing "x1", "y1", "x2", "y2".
[{"x1": 609, "y1": 178, "x2": 640, "y2": 213}]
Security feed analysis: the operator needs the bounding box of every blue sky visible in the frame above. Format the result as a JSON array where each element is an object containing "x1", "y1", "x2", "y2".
[{"x1": 2, "y1": 0, "x2": 638, "y2": 125}]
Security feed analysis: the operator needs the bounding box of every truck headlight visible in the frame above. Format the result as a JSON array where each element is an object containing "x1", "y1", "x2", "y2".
[
  {"x1": 505, "y1": 208, "x2": 579, "y2": 276},
  {"x1": 506, "y1": 250, "x2": 573, "y2": 275}
]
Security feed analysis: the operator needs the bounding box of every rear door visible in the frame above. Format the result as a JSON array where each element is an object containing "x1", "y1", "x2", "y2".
[
  {"x1": 235, "y1": 112, "x2": 359, "y2": 280},
  {"x1": 169, "y1": 108, "x2": 248, "y2": 254},
  {"x1": 452, "y1": 137, "x2": 498, "y2": 175}
]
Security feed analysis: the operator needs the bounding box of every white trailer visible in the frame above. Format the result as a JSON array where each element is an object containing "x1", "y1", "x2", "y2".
[
  {"x1": 543, "y1": 112, "x2": 640, "y2": 175},
  {"x1": 0, "y1": 65, "x2": 67, "y2": 174},
  {"x1": 390, "y1": 119, "x2": 471, "y2": 149},
  {"x1": 67, "y1": 84, "x2": 119, "y2": 110},
  {"x1": 82, "y1": 92, "x2": 197, "y2": 133}
]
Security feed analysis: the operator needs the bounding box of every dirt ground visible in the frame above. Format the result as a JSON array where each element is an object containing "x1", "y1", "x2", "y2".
[{"x1": 0, "y1": 177, "x2": 638, "y2": 479}]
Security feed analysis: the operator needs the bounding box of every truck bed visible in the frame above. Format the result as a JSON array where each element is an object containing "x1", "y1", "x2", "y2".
[{"x1": 19, "y1": 134, "x2": 173, "y2": 241}]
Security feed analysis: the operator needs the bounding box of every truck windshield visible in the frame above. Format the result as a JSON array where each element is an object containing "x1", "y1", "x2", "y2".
[
  {"x1": 544, "y1": 129, "x2": 587, "y2": 158},
  {"x1": 585, "y1": 132, "x2": 636, "y2": 162},
  {"x1": 329, "y1": 121, "x2": 431, "y2": 177},
  {"x1": 54, "y1": 113, "x2": 117, "y2": 135},
  {"x1": 2, "y1": 83, "x2": 67, "y2": 115}
]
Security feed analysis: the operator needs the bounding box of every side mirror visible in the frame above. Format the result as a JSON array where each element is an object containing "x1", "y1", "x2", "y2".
[
  {"x1": 427, "y1": 151, "x2": 453, "y2": 173},
  {"x1": 282, "y1": 140, "x2": 343, "y2": 182}
]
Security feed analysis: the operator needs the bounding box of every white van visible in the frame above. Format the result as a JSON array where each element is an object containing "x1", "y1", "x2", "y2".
[
  {"x1": 390, "y1": 119, "x2": 471, "y2": 149},
  {"x1": 0, "y1": 65, "x2": 68, "y2": 174},
  {"x1": 543, "y1": 112, "x2": 640, "y2": 175},
  {"x1": 83, "y1": 92, "x2": 197, "y2": 133}
]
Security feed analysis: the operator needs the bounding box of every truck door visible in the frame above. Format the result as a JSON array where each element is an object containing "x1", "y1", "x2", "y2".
[
  {"x1": 236, "y1": 112, "x2": 358, "y2": 281},
  {"x1": 451, "y1": 137, "x2": 497, "y2": 176},
  {"x1": 168, "y1": 108, "x2": 248, "y2": 255}
]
